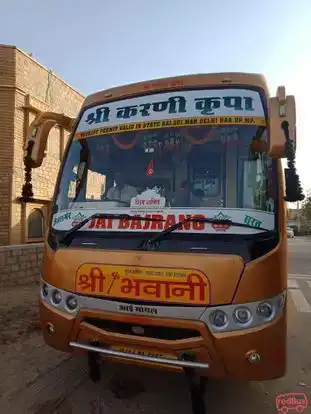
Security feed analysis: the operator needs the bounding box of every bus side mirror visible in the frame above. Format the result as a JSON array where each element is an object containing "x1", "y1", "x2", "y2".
[
  {"x1": 268, "y1": 86, "x2": 304, "y2": 202},
  {"x1": 21, "y1": 111, "x2": 76, "y2": 201},
  {"x1": 267, "y1": 86, "x2": 296, "y2": 158}
]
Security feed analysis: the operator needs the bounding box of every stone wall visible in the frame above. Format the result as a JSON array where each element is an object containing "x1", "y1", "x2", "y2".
[
  {"x1": 0, "y1": 44, "x2": 85, "y2": 246},
  {"x1": 0, "y1": 46, "x2": 15, "y2": 246},
  {"x1": 12, "y1": 47, "x2": 84, "y2": 245},
  {"x1": 13, "y1": 47, "x2": 84, "y2": 205},
  {"x1": 0, "y1": 243, "x2": 43, "y2": 288}
]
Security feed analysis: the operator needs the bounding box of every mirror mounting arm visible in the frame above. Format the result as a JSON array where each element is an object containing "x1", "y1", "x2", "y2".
[
  {"x1": 20, "y1": 140, "x2": 35, "y2": 202},
  {"x1": 282, "y1": 120, "x2": 304, "y2": 202}
]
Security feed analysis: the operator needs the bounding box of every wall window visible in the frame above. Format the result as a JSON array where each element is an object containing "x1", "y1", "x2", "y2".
[{"x1": 28, "y1": 208, "x2": 44, "y2": 239}]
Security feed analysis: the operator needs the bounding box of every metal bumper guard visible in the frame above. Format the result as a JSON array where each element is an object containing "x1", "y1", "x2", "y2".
[
  {"x1": 70, "y1": 340, "x2": 210, "y2": 369},
  {"x1": 70, "y1": 340, "x2": 208, "y2": 414}
]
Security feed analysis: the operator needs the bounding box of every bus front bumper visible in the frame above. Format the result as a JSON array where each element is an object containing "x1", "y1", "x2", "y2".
[{"x1": 39, "y1": 299, "x2": 287, "y2": 381}]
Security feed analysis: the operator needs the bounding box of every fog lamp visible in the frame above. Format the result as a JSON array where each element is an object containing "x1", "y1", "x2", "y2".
[
  {"x1": 46, "y1": 322, "x2": 55, "y2": 334},
  {"x1": 246, "y1": 350, "x2": 261, "y2": 364}
]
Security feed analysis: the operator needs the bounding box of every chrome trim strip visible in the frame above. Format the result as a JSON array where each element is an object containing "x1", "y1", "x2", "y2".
[
  {"x1": 69, "y1": 341, "x2": 209, "y2": 369},
  {"x1": 80, "y1": 295, "x2": 205, "y2": 320}
]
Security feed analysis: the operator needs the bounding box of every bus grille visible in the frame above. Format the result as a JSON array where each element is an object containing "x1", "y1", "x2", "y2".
[{"x1": 83, "y1": 317, "x2": 201, "y2": 340}]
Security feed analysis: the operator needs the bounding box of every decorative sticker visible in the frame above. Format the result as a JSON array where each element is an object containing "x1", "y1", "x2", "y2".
[
  {"x1": 52, "y1": 208, "x2": 274, "y2": 234},
  {"x1": 244, "y1": 214, "x2": 262, "y2": 228},
  {"x1": 75, "y1": 265, "x2": 210, "y2": 305},
  {"x1": 117, "y1": 303, "x2": 159, "y2": 315},
  {"x1": 53, "y1": 212, "x2": 72, "y2": 226},
  {"x1": 130, "y1": 189, "x2": 166, "y2": 212},
  {"x1": 71, "y1": 212, "x2": 87, "y2": 227},
  {"x1": 211, "y1": 211, "x2": 231, "y2": 231},
  {"x1": 74, "y1": 89, "x2": 266, "y2": 140}
]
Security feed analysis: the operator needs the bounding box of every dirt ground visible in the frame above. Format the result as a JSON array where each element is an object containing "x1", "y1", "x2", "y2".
[
  {"x1": 0, "y1": 283, "x2": 41, "y2": 345},
  {"x1": 0, "y1": 284, "x2": 69, "y2": 409}
]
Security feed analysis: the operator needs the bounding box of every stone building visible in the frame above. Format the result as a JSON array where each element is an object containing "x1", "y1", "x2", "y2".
[{"x1": 0, "y1": 44, "x2": 84, "y2": 286}]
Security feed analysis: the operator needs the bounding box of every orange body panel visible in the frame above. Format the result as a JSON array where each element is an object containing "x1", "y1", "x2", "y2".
[
  {"x1": 83, "y1": 73, "x2": 270, "y2": 109},
  {"x1": 44, "y1": 249, "x2": 244, "y2": 305},
  {"x1": 40, "y1": 298, "x2": 286, "y2": 380}
]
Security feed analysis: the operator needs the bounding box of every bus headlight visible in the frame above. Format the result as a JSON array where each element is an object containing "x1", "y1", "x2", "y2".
[
  {"x1": 42, "y1": 283, "x2": 49, "y2": 298},
  {"x1": 210, "y1": 310, "x2": 228, "y2": 329},
  {"x1": 233, "y1": 307, "x2": 252, "y2": 324},
  {"x1": 40, "y1": 280, "x2": 80, "y2": 314},
  {"x1": 257, "y1": 302, "x2": 273, "y2": 319},
  {"x1": 66, "y1": 295, "x2": 78, "y2": 311},
  {"x1": 200, "y1": 290, "x2": 285, "y2": 333},
  {"x1": 51, "y1": 289, "x2": 62, "y2": 305},
  {"x1": 278, "y1": 292, "x2": 286, "y2": 309}
]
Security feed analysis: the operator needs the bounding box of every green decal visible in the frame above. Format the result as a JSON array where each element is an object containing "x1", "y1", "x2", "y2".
[
  {"x1": 53, "y1": 212, "x2": 72, "y2": 225},
  {"x1": 244, "y1": 214, "x2": 262, "y2": 228}
]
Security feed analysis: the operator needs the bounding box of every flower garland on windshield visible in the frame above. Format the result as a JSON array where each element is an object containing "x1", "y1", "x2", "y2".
[
  {"x1": 183, "y1": 126, "x2": 218, "y2": 145},
  {"x1": 111, "y1": 131, "x2": 143, "y2": 150},
  {"x1": 112, "y1": 126, "x2": 219, "y2": 150}
]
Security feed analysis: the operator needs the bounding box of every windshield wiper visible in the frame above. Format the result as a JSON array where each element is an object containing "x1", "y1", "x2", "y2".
[
  {"x1": 58, "y1": 213, "x2": 165, "y2": 245},
  {"x1": 140, "y1": 216, "x2": 271, "y2": 250}
]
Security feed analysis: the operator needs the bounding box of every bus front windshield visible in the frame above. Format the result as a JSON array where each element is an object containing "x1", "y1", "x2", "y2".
[{"x1": 53, "y1": 125, "x2": 276, "y2": 236}]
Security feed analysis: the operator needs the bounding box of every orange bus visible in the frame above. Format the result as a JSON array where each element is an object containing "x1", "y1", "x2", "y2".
[{"x1": 22, "y1": 73, "x2": 304, "y2": 413}]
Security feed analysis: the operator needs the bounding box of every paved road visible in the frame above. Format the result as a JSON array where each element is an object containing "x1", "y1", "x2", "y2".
[
  {"x1": 288, "y1": 236, "x2": 311, "y2": 276},
  {"x1": 7, "y1": 238, "x2": 311, "y2": 414},
  {"x1": 288, "y1": 237, "x2": 311, "y2": 314}
]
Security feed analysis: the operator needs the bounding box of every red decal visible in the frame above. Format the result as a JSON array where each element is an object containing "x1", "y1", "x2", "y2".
[
  {"x1": 130, "y1": 217, "x2": 142, "y2": 230},
  {"x1": 276, "y1": 393, "x2": 308, "y2": 412},
  {"x1": 88, "y1": 218, "x2": 96, "y2": 229},
  {"x1": 177, "y1": 214, "x2": 192, "y2": 230},
  {"x1": 118, "y1": 218, "x2": 130, "y2": 229},
  {"x1": 192, "y1": 214, "x2": 205, "y2": 231},
  {"x1": 147, "y1": 159, "x2": 154, "y2": 176},
  {"x1": 94, "y1": 218, "x2": 106, "y2": 229},
  {"x1": 165, "y1": 214, "x2": 176, "y2": 228},
  {"x1": 150, "y1": 214, "x2": 164, "y2": 230},
  {"x1": 77, "y1": 267, "x2": 106, "y2": 292}
]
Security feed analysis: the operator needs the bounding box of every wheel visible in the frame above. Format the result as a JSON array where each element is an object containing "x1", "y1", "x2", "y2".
[{"x1": 280, "y1": 407, "x2": 288, "y2": 413}]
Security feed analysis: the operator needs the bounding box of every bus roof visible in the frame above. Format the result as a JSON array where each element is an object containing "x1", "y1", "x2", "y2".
[{"x1": 83, "y1": 72, "x2": 270, "y2": 109}]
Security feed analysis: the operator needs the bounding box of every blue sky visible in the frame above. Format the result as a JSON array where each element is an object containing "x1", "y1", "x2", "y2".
[{"x1": 1, "y1": 0, "x2": 311, "y2": 197}]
